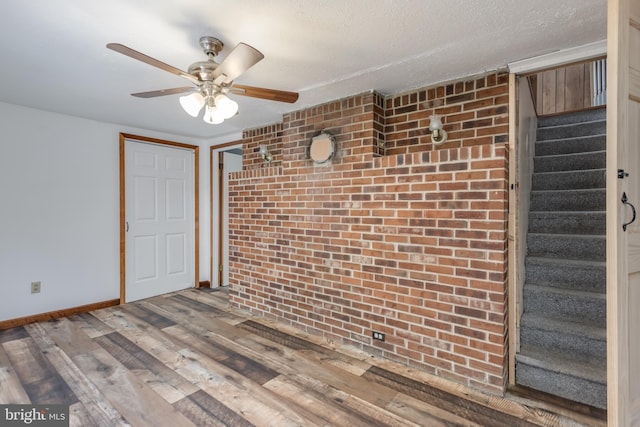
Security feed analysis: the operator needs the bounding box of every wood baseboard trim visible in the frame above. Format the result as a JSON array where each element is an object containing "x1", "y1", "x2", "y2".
[
  {"x1": 198, "y1": 281, "x2": 211, "y2": 288},
  {"x1": 0, "y1": 299, "x2": 120, "y2": 331}
]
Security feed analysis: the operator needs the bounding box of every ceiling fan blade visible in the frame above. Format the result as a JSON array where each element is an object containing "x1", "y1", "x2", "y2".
[
  {"x1": 131, "y1": 87, "x2": 195, "y2": 98},
  {"x1": 231, "y1": 84, "x2": 299, "y2": 103},
  {"x1": 213, "y1": 43, "x2": 264, "y2": 83},
  {"x1": 107, "y1": 43, "x2": 199, "y2": 85}
]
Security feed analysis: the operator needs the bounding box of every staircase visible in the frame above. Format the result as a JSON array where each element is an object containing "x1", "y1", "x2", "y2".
[{"x1": 515, "y1": 108, "x2": 607, "y2": 409}]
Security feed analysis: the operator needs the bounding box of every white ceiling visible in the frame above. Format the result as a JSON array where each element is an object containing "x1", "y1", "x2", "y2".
[{"x1": 1, "y1": 0, "x2": 606, "y2": 140}]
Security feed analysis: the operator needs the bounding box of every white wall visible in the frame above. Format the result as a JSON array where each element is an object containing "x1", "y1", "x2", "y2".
[{"x1": 0, "y1": 102, "x2": 206, "y2": 321}]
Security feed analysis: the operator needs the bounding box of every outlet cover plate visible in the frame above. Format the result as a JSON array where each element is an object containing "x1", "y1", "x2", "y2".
[
  {"x1": 372, "y1": 331, "x2": 385, "y2": 341},
  {"x1": 31, "y1": 281, "x2": 41, "y2": 294}
]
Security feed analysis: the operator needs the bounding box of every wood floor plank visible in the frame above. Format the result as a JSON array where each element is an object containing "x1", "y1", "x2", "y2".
[
  {"x1": 119, "y1": 302, "x2": 177, "y2": 329},
  {"x1": 170, "y1": 347, "x2": 327, "y2": 427},
  {"x1": 179, "y1": 288, "x2": 244, "y2": 324},
  {"x1": 26, "y1": 321, "x2": 131, "y2": 427},
  {"x1": 263, "y1": 374, "x2": 401, "y2": 427},
  {"x1": 173, "y1": 394, "x2": 233, "y2": 427},
  {"x1": 0, "y1": 343, "x2": 31, "y2": 403},
  {"x1": 69, "y1": 312, "x2": 114, "y2": 338},
  {"x1": 219, "y1": 352, "x2": 280, "y2": 385},
  {"x1": 22, "y1": 374, "x2": 77, "y2": 405},
  {"x1": 145, "y1": 298, "x2": 403, "y2": 414},
  {"x1": 282, "y1": 371, "x2": 420, "y2": 427},
  {"x1": 142, "y1": 297, "x2": 252, "y2": 343},
  {"x1": 175, "y1": 390, "x2": 256, "y2": 427},
  {"x1": 169, "y1": 293, "x2": 227, "y2": 314},
  {"x1": 386, "y1": 393, "x2": 481, "y2": 427},
  {"x1": 94, "y1": 331, "x2": 198, "y2": 403},
  {"x1": 36, "y1": 317, "x2": 101, "y2": 357},
  {"x1": 69, "y1": 401, "x2": 98, "y2": 427},
  {"x1": 90, "y1": 307, "x2": 185, "y2": 354},
  {"x1": 3, "y1": 336, "x2": 78, "y2": 404},
  {"x1": 95, "y1": 302, "x2": 324, "y2": 426},
  {"x1": 2, "y1": 337, "x2": 52, "y2": 384},
  {"x1": 72, "y1": 347, "x2": 196, "y2": 426},
  {"x1": 240, "y1": 320, "x2": 372, "y2": 376},
  {"x1": 364, "y1": 365, "x2": 539, "y2": 427},
  {"x1": 94, "y1": 333, "x2": 147, "y2": 370},
  {"x1": 0, "y1": 326, "x2": 29, "y2": 344}
]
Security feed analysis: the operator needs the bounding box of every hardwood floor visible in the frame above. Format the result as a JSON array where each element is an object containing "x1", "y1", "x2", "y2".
[{"x1": 0, "y1": 288, "x2": 605, "y2": 426}]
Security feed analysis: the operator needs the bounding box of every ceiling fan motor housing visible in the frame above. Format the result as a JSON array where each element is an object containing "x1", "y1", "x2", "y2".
[
  {"x1": 188, "y1": 61, "x2": 218, "y2": 82},
  {"x1": 199, "y1": 36, "x2": 223, "y2": 57},
  {"x1": 187, "y1": 37, "x2": 225, "y2": 82}
]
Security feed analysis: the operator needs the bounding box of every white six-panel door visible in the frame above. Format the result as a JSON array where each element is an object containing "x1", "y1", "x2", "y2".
[
  {"x1": 607, "y1": 0, "x2": 640, "y2": 424},
  {"x1": 124, "y1": 140, "x2": 195, "y2": 302}
]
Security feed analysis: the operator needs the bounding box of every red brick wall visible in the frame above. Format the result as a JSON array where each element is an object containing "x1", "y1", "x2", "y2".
[{"x1": 228, "y1": 72, "x2": 510, "y2": 395}]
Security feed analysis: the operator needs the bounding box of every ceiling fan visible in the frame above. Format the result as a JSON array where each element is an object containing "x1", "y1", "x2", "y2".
[{"x1": 107, "y1": 36, "x2": 299, "y2": 124}]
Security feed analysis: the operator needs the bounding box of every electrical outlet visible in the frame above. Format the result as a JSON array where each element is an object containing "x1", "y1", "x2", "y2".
[
  {"x1": 31, "y1": 281, "x2": 41, "y2": 294},
  {"x1": 372, "y1": 331, "x2": 385, "y2": 341}
]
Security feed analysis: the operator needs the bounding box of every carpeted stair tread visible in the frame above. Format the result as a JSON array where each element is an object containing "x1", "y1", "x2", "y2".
[
  {"x1": 531, "y1": 169, "x2": 606, "y2": 191},
  {"x1": 515, "y1": 355, "x2": 607, "y2": 409},
  {"x1": 520, "y1": 312, "x2": 606, "y2": 341},
  {"x1": 516, "y1": 345, "x2": 607, "y2": 408},
  {"x1": 520, "y1": 313, "x2": 606, "y2": 363},
  {"x1": 536, "y1": 119, "x2": 606, "y2": 141},
  {"x1": 528, "y1": 211, "x2": 606, "y2": 235},
  {"x1": 523, "y1": 284, "x2": 606, "y2": 328},
  {"x1": 535, "y1": 135, "x2": 606, "y2": 156},
  {"x1": 537, "y1": 108, "x2": 606, "y2": 127},
  {"x1": 524, "y1": 256, "x2": 605, "y2": 292},
  {"x1": 530, "y1": 188, "x2": 606, "y2": 211},
  {"x1": 533, "y1": 151, "x2": 606, "y2": 172},
  {"x1": 527, "y1": 233, "x2": 605, "y2": 261},
  {"x1": 516, "y1": 345, "x2": 606, "y2": 385}
]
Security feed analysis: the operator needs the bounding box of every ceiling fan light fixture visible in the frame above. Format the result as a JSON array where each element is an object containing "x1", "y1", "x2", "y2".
[
  {"x1": 107, "y1": 37, "x2": 298, "y2": 126},
  {"x1": 203, "y1": 104, "x2": 224, "y2": 124},
  {"x1": 214, "y1": 93, "x2": 239, "y2": 119},
  {"x1": 179, "y1": 92, "x2": 205, "y2": 117}
]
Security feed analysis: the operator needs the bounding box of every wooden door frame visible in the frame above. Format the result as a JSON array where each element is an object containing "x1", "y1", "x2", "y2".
[
  {"x1": 209, "y1": 141, "x2": 242, "y2": 287},
  {"x1": 119, "y1": 133, "x2": 200, "y2": 304}
]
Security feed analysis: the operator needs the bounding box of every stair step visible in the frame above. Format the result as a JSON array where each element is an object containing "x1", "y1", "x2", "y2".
[
  {"x1": 537, "y1": 108, "x2": 606, "y2": 127},
  {"x1": 530, "y1": 188, "x2": 606, "y2": 211},
  {"x1": 516, "y1": 346, "x2": 606, "y2": 409},
  {"x1": 537, "y1": 119, "x2": 606, "y2": 141},
  {"x1": 533, "y1": 151, "x2": 605, "y2": 172},
  {"x1": 535, "y1": 134, "x2": 606, "y2": 157},
  {"x1": 527, "y1": 233, "x2": 605, "y2": 261},
  {"x1": 523, "y1": 284, "x2": 606, "y2": 328},
  {"x1": 528, "y1": 211, "x2": 606, "y2": 235},
  {"x1": 525, "y1": 256, "x2": 606, "y2": 292},
  {"x1": 519, "y1": 313, "x2": 606, "y2": 362},
  {"x1": 531, "y1": 169, "x2": 605, "y2": 191}
]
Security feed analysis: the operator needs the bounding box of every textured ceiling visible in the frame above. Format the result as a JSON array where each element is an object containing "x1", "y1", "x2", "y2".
[{"x1": 0, "y1": 0, "x2": 606, "y2": 140}]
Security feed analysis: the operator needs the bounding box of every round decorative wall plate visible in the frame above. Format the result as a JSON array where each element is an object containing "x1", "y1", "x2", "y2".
[{"x1": 309, "y1": 132, "x2": 335, "y2": 164}]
